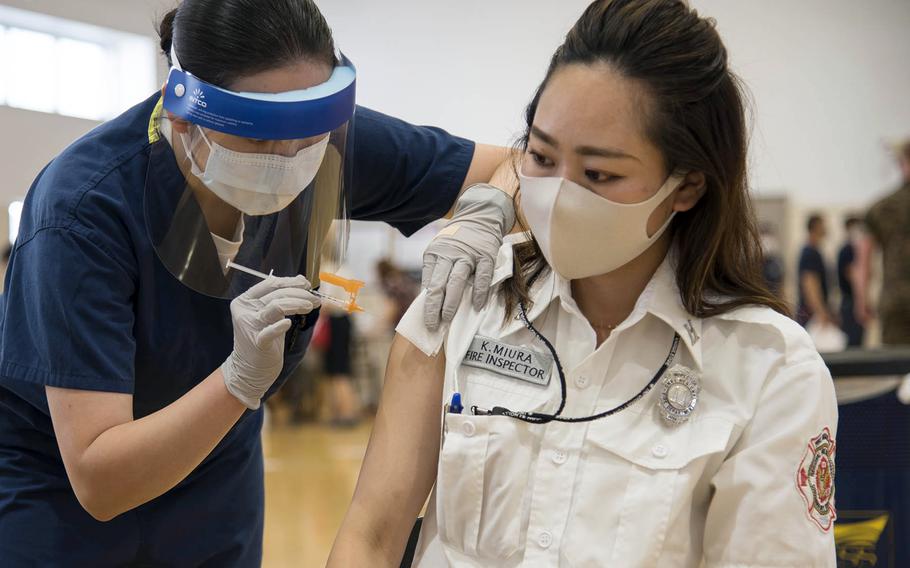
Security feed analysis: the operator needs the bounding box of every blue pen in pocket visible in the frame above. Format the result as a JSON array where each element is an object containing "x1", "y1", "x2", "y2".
[{"x1": 448, "y1": 392, "x2": 464, "y2": 414}]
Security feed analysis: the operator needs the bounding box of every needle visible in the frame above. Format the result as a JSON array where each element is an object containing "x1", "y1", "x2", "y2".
[{"x1": 225, "y1": 260, "x2": 356, "y2": 310}]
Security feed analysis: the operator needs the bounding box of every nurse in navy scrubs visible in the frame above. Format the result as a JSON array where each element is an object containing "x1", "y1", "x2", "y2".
[{"x1": 0, "y1": 1, "x2": 513, "y2": 565}]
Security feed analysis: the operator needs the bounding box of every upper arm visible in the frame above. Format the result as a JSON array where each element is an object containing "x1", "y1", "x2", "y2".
[
  {"x1": 864, "y1": 205, "x2": 885, "y2": 246},
  {"x1": 853, "y1": 236, "x2": 874, "y2": 279},
  {"x1": 801, "y1": 271, "x2": 821, "y2": 295},
  {"x1": 457, "y1": 144, "x2": 513, "y2": 194},
  {"x1": 848, "y1": 242, "x2": 864, "y2": 280},
  {"x1": 345, "y1": 333, "x2": 446, "y2": 553},
  {"x1": 703, "y1": 357, "x2": 838, "y2": 567},
  {"x1": 348, "y1": 106, "x2": 477, "y2": 236}
]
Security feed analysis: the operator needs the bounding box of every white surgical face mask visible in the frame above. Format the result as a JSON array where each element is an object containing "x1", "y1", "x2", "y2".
[
  {"x1": 182, "y1": 128, "x2": 329, "y2": 216},
  {"x1": 519, "y1": 172, "x2": 683, "y2": 279}
]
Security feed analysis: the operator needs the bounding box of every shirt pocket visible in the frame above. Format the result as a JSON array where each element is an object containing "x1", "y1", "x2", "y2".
[
  {"x1": 458, "y1": 362, "x2": 556, "y2": 416},
  {"x1": 436, "y1": 412, "x2": 536, "y2": 562},
  {"x1": 561, "y1": 412, "x2": 734, "y2": 568}
]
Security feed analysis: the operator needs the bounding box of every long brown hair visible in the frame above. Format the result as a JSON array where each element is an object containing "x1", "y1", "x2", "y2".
[{"x1": 504, "y1": 0, "x2": 790, "y2": 319}]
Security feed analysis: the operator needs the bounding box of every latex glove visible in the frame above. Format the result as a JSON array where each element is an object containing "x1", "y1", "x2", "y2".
[
  {"x1": 422, "y1": 184, "x2": 515, "y2": 330},
  {"x1": 222, "y1": 275, "x2": 320, "y2": 409}
]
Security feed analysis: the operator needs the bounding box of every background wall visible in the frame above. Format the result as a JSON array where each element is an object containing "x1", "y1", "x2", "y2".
[
  {"x1": 323, "y1": 0, "x2": 910, "y2": 208},
  {"x1": 1, "y1": 0, "x2": 908, "y2": 270}
]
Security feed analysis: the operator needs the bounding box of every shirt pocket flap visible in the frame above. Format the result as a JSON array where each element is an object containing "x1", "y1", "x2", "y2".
[{"x1": 584, "y1": 412, "x2": 735, "y2": 470}]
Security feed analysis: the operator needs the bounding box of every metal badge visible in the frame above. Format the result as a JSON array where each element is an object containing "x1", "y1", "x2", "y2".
[{"x1": 657, "y1": 365, "x2": 700, "y2": 426}]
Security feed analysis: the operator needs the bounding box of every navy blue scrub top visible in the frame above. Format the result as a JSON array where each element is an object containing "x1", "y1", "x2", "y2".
[{"x1": 0, "y1": 93, "x2": 473, "y2": 567}]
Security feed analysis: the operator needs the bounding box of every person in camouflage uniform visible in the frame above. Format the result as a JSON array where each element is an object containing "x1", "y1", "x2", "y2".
[
  {"x1": 859, "y1": 139, "x2": 910, "y2": 346},
  {"x1": 838, "y1": 138, "x2": 910, "y2": 567}
]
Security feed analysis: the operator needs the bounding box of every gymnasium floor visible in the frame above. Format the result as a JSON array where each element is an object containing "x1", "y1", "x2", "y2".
[{"x1": 262, "y1": 418, "x2": 373, "y2": 567}]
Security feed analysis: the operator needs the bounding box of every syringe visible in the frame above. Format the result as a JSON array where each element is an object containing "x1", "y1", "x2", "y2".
[{"x1": 225, "y1": 260, "x2": 365, "y2": 313}]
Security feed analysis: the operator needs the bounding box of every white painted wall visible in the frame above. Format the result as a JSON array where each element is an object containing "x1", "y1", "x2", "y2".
[
  {"x1": 321, "y1": 0, "x2": 910, "y2": 207},
  {"x1": 1, "y1": 0, "x2": 908, "y2": 251},
  {"x1": 695, "y1": 0, "x2": 910, "y2": 206},
  {"x1": 0, "y1": 0, "x2": 173, "y2": 37}
]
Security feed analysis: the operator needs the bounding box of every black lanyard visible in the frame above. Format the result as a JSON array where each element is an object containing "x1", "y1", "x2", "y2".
[{"x1": 471, "y1": 300, "x2": 680, "y2": 424}]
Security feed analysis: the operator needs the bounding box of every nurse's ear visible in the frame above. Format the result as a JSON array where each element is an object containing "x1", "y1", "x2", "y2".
[
  {"x1": 166, "y1": 113, "x2": 191, "y2": 135},
  {"x1": 671, "y1": 171, "x2": 707, "y2": 213},
  {"x1": 159, "y1": 85, "x2": 191, "y2": 134}
]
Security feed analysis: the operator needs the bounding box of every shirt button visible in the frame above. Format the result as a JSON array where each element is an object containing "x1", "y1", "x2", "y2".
[
  {"x1": 552, "y1": 449, "x2": 568, "y2": 465},
  {"x1": 538, "y1": 530, "x2": 553, "y2": 549},
  {"x1": 575, "y1": 375, "x2": 590, "y2": 389},
  {"x1": 462, "y1": 421, "x2": 476, "y2": 437},
  {"x1": 651, "y1": 444, "x2": 669, "y2": 458}
]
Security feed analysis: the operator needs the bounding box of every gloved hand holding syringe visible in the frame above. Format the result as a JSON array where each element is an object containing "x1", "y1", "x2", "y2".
[{"x1": 226, "y1": 260, "x2": 365, "y2": 313}]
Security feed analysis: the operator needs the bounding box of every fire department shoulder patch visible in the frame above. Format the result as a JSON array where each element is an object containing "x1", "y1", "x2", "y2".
[{"x1": 796, "y1": 426, "x2": 837, "y2": 532}]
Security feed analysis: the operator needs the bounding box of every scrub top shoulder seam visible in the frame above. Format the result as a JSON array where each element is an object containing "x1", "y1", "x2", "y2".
[
  {"x1": 13, "y1": 224, "x2": 138, "y2": 283},
  {"x1": 16, "y1": 131, "x2": 152, "y2": 251}
]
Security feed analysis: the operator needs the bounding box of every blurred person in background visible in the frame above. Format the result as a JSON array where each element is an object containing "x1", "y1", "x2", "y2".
[
  {"x1": 322, "y1": 304, "x2": 360, "y2": 428},
  {"x1": 759, "y1": 223, "x2": 785, "y2": 298},
  {"x1": 837, "y1": 216, "x2": 866, "y2": 347},
  {"x1": 0, "y1": 245, "x2": 10, "y2": 292},
  {"x1": 857, "y1": 139, "x2": 910, "y2": 346},
  {"x1": 376, "y1": 258, "x2": 420, "y2": 328},
  {"x1": 270, "y1": 355, "x2": 321, "y2": 425},
  {"x1": 836, "y1": 138, "x2": 910, "y2": 567},
  {"x1": 339, "y1": 259, "x2": 423, "y2": 411},
  {"x1": 797, "y1": 213, "x2": 835, "y2": 328}
]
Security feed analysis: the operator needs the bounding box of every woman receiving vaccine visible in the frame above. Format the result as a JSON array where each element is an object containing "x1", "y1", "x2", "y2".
[{"x1": 329, "y1": 1, "x2": 837, "y2": 566}]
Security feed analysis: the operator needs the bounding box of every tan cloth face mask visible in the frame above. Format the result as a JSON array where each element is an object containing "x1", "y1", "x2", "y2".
[{"x1": 518, "y1": 171, "x2": 683, "y2": 279}]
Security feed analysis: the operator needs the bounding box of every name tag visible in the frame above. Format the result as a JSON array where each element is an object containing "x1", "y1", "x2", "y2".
[{"x1": 461, "y1": 336, "x2": 553, "y2": 387}]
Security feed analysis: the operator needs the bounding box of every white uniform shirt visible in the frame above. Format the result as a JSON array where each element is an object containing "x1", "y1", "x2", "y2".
[{"x1": 396, "y1": 238, "x2": 838, "y2": 568}]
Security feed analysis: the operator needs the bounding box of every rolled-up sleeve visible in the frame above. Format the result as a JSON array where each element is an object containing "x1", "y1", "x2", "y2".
[
  {"x1": 703, "y1": 356, "x2": 838, "y2": 567},
  {"x1": 394, "y1": 290, "x2": 449, "y2": 357},
  {"x1": 349, "y1": 106, "x2": 475, "y2": 236}
]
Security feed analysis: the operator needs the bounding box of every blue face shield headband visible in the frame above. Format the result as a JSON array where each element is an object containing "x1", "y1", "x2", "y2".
[{"x1": 162, "y1": 45, "x2": 356, "y2": 140}]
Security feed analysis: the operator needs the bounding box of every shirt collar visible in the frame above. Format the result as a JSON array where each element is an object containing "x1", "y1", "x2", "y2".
[
  {"x1": 491, "y1": 233, "x2": 566, "y2": 322},
  {"x1": 635, "y1": 256, "x2": 704, "y2": 370},
  {"x1": 148, "y1": 96, "x2": 164, "y2": 144},
  {"x1": 490, "y1": 233, "x2": 526, "y2": 287},
  {"x1": 492, "y1": 236, "x2": 703, "y2": 370}
]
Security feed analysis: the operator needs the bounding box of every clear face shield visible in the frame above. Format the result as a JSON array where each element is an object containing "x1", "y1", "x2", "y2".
[{"x1": 145, "y1": 48, "x2": 356, "y2": 299}]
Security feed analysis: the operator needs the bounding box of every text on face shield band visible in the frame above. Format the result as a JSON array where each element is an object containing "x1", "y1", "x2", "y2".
[{"x1": 163, "y1": 44, "x2": 356, "y2": 140}]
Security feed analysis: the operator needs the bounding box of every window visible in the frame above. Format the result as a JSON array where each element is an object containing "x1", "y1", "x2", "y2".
[
  {"x1": 8, "y1": 200, "x2": 23, "y2": 245},
  {"x1": 0, "y1": 26, "x2": 7, "y2": 106},
  {"x1": 4, "y1": 27, "x2": 58, "y2": 114},
  {"x1": 0, "y1": 6, "x2": 156, "y2": 121}
]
